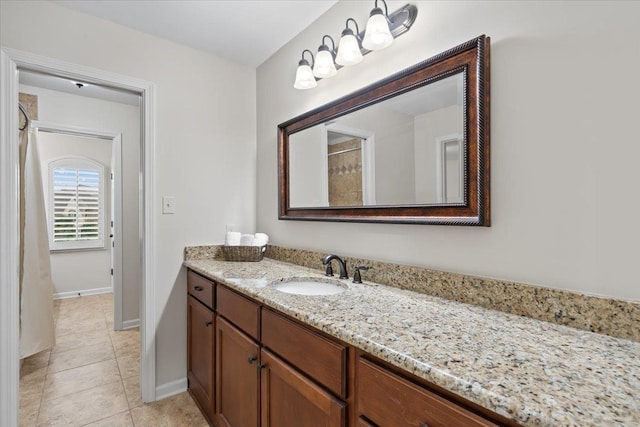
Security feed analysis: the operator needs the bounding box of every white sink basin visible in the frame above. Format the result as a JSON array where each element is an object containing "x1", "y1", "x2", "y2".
[{"x1": 272, "y1": 279, "x2": 347, "y2": 296}]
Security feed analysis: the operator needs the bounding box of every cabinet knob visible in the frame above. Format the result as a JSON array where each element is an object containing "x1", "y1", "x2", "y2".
[
  {"x1": 205, "y1": 321, "x2": 212, "y2": 327},
  {"x1": 248, "y1": 356, "x2": 257, "y2": 364},
  {"x1": 194, "y1": 286, "x2": 203, "y2": 291},
  {"x1": 257, "y1": 363, "x2": 267, "y2": 370},
  {"x1": 420, "y1": 424, "x2": 430, "y2": 427}
]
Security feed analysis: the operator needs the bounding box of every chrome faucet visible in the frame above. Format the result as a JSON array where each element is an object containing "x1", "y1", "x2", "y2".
[{"x1": 322, "y1": 254, "x2": 348, "y2": 280}]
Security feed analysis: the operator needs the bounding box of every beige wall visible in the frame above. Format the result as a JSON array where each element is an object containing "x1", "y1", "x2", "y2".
[
  {"x1": 37, "y1": 131, "x2": 113, "y2": 297},
  {"x1": 2, "y1": 0, "x2": 257, "y2": 388},
  {"x1": 257, "y1": 1, "x2": 640, "y2": 301},
  {"x1": 21, "y1": 84, "x2": 141, "y2": 323}
]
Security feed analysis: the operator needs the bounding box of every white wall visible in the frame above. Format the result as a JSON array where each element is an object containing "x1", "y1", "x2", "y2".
[
  {"x1": 257, "y1": 1, "x2": 640, "y2": 301},
  {"x1": 37, "y1": 131, "x2": 112, "y2": 296},
  {"x1": 414, "y1": 105, "x2": 463, "y2": 203},
  {"x1": 1, "y1": 0, "x2": 256, "y2": 388},
  {"x1": 20, "y1": 84, "x2": 140, "y2": 323}
]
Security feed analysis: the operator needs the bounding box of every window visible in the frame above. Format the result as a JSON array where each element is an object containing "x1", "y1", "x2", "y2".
[{"x1": 48, "y1": 157, "x2": 106, "y2": 251}]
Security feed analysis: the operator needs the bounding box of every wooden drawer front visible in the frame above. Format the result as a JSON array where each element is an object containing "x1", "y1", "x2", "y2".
[
  {"x1": 216, "y1": 285, "x2": 260, "y2": 340},
  {"x1": 188, "y1": 270, "x2": 215, "y2": 310},
  {"x1": 262, "y1": 309, "x2": 347, "y2": 398},
  {"x1": 357, "y1": 358, "x2": 498, "y2": 427}
]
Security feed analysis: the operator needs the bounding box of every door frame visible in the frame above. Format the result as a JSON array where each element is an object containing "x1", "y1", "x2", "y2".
[
  {"x1": 0, "y1": 47, "x2": 157, "y2": 427},
  {"x1": 32, "y1": 121, "x2": 125, "y2": 329}
]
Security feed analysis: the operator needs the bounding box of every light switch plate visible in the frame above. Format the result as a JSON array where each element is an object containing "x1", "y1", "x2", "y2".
[{"x1": 162, "y1": 196, "x2": 175, "y2": 214}]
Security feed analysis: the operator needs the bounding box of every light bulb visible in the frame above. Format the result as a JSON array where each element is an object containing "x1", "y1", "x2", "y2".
[
  {"x1": 362, "y1": 10, "x2": 393, "y2": 51},
  {"x1": 294, "y1": 60, "x2": 316, "y2": 90},
  {"x1": 313, "y1": 48, "x2": 337, "y2": 78},
  {"x1": 335, "y1": 31, "x2": 363, "y2": 66}
]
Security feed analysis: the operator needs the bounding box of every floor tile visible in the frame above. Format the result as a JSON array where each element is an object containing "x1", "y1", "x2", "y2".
[
  {"x1": 48, "y1": 342, "x2": 115, "y2": 374},
  {"x1": 122, "y1": 375, "x2": 142, "y2": 409},
  {"x1": 37, "y1": 380, "x2": 128, "y2": 426},
  {"x1": 130, "y1": 392, "x2": 209, "y2": 427},
  {"x1": 52, "y1": 328, "x2": 111, "y2": 354},
  {"x1": 20, "y1": 366, "x2": 47, "y2": 410},
  {"x1": 19, "y1": 401, "x2": 40, "y2": 427},
  {"x1": 111, "y1": 329, "x2": 140, "y2": 358},
  {"x1": 116, "y1": 353, "x2": 140, "y2": 379},
  {"x1": 81, "y1": 410, "x2": 133, "y2": 427},
  {"x1": 21, "y1": 351, "x2": 51, "y2": 376},
  {"x1": 55, "y1": 317, "x2": 108, "y2": 338},
  {"x1": 43, "y1": 359, "x2": 121, "y2": 401}
]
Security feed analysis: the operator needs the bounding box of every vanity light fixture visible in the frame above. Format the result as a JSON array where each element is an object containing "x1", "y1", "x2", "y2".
[
  {"x1": 362, "y1": 0, "x2": 393, "y2": 51},
  {"x1": 313, "y1": 35, "x2": 338, "y2": 78},
  {"x1": 294, "y1": 49, "x2": 317, "y2": 90},
  {"x1": 293, "y1": 1, "x2": 417, "y2": 90},
  {"x1": 335, "y1": 18, "x2": 363, "y2": 66}
]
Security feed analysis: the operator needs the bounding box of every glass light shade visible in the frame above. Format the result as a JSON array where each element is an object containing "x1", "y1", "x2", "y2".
[
  {"x1": 313, "y1": 49, "x2": 337, "y2": 78},
  {"x1": 294, "y1": 63, "x2": 317, "y2": 90},
  {"x1": 362, "y1": 12, "x2": 393, "y2": 51},
  {"x1": 335, "y1": 33, "x2": 363, "y2": 66}
]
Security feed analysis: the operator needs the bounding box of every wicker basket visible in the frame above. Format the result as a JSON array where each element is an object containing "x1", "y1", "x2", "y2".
[{"x1": 222, "y1": 245, "x2": 266, "y2": 262}]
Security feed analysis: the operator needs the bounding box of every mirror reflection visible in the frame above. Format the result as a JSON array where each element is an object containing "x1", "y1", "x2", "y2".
[{"x1": 289, "y1": 72, "x2": 464, "y2": 208}]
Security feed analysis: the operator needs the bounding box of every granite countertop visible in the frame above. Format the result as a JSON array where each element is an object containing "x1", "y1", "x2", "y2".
[{"x1": 184, "y1": 258, "x2": 640, "y2": 427}]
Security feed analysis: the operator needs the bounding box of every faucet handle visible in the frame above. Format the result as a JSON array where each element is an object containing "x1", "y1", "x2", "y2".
[
  {"x1": 325, "y1": 264, "x2": 334, "y2": 277},
  {"x1": 352, "y1": 265, "x2": 371, "y2": 284}
]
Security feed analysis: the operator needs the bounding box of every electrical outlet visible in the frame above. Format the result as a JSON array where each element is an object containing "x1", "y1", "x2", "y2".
[{"x1": 162, "y1": 196, "x2": 176, "y2": 214}]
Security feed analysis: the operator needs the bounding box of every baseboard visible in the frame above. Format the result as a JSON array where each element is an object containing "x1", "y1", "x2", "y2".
[
  {"x1": 122, "y1": 319, "x2": 140, "y2": 330},
  {"x1": 53, "y1": 287, "x2": 112, "y2": 300},
  {"x1": 155, "y1": 377, "x2": 187, "y2": 401}
]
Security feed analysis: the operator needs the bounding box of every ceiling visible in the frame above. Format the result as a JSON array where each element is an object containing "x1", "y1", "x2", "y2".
[
  {"x1": 20, "y1": 70, "x2": 141, "y2": 106},
  {"x1": 53, "y1": 0, "x2": 339, "y2": 67}
]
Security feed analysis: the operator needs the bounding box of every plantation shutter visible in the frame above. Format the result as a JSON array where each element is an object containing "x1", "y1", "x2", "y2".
[{"x1": 48, "y1": 157, "x2": 105, "y2": 250}]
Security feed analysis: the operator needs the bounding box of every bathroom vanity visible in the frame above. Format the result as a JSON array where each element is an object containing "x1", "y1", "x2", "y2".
[{"x1": 184, "y1": 257, "x2": 639, "y2": 427}]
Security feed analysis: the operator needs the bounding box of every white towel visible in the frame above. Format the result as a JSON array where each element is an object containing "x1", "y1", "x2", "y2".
[
  {"x1": 240, "y1": 234, "x2": 254, "y2": 246},
  {"x1": 225, "y1": 231, "x2": 241, "y2": 246},
  {"x1": 253, "y1": 233, "x2": 269, "y2": 247}
]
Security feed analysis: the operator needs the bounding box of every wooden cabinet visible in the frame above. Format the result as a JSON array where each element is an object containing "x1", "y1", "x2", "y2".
[
  {"x1": 187, "y1": 294, "x2": 215, "y2": 423},
  {"x1": 215, "y1": 316, "x2": 260, "y2": 427},
  {"x1": 261, "y1": 349, "x2": 346, "y2": 427},
  {"x1": 356, "y1": 357, "x2": 499, "y2": 427},
  {"x1": 186, "y1": 269, "x2": 513, "y2": 427}
]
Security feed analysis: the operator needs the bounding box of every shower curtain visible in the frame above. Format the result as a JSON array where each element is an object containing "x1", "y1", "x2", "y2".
[{"x1": 19, "y1": 126, "x2": 55, "y2": 358}]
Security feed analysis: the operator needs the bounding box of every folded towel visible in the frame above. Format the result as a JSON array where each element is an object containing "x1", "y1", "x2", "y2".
[
  {"x1": 225, "y1": 231, "x2": 241, "y2": 246},
  {"x1": 253, "y1": 233, "x2": 269, "y2": 247},
  {"x1": 240, "y1": 234, "x2": 254, "y2": 246}
]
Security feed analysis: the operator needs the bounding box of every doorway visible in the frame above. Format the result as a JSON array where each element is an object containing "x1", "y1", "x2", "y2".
[{"x1": 1, "y1": 47, "x2": 157, "y2": 426}]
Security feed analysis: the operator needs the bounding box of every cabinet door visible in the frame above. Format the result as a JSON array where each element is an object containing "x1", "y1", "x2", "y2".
[
  {"x1": 216, "y1": 317, "x2": 260, "y2": 427},
  {"x1": 187, "y1": 295, "x2": 215, "y2": 422},
  {"x1": 261, "y1": 349, "x2": 346, "y2": 427},
  {"x1": 357, "y1": 357, "x2": 498, "y2": 427}
]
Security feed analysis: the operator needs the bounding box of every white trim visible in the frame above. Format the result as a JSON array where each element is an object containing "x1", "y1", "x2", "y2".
[
  {"x1": 155, "y1": 377, "x2": 188, "y2": 401},
  {"x1": 31, "y1": 122, "x2": 125, "y2": 332},
  {"x1": 435, "y1": 133, "x2": 463, "y2": 203},
  {"x1": 0, "y1": 49, "x2": 21, "y2": 427},
  {"x1": 324, "y1": 123, "x2": 376, "y2": 205},
  {"x1": 122, "y1": 319, "x2": 140, "y2": 330},
  {"x1": 53, "y1": 287, "x2": 112, "y2": 300},
  {"x1": 0, "y1": 47, "x2": 157, "y2": 423}
]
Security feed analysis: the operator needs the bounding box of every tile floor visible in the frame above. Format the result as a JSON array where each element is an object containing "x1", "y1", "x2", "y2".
[{"x1": 19, "y1": 293, "x2": 208, "y2": 427}]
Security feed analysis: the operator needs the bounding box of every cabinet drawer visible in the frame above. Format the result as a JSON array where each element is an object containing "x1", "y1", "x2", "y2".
[
  {"x1": 188, "y1": 270, "x2": 215, "y2": 310},
  {"x1": 357, "y1": 357, "x2": 498, "y2": 427},
  {"x1": 262, "y1": 309, "x2": 347, "y2": 398},
  {"x1": 216, "y1": 285, "x2": 260, "y2": 340}
]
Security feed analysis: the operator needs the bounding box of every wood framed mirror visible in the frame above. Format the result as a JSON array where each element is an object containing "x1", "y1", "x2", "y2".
[{"x1": 278, "y1": 35, "x2": 490, "y2": 226}]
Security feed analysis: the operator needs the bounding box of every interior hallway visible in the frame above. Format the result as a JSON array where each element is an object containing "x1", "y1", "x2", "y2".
[{"x1": 19, "y1": 293, "x2": 207, "y2": 426}]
